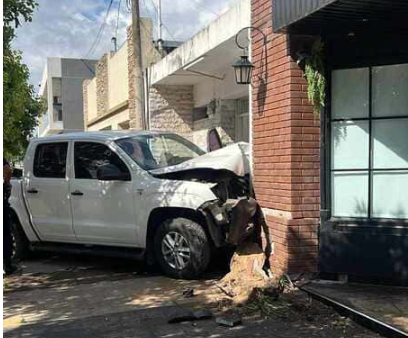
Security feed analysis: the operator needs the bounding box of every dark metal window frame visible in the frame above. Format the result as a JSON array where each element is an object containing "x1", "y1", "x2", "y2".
[
  {"x1": 33, "y1": 142, "x2": 69, "y2": 179},
  {"x1": 325, "y1": 64, "x2": 408, "y2": 226}
]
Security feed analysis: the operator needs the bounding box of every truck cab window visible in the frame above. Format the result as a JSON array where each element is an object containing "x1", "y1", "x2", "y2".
[
  {"x1": 74, "y1": 142, "x2": 130, "y2": 179},
  {"x1": 33, "y1": 143, "x2": 68, "y2": 178}
]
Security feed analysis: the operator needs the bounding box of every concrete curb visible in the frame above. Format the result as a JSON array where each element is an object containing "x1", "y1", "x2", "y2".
[{"x1": 301, "y1": 285, "x2": 408, "y2": 338}]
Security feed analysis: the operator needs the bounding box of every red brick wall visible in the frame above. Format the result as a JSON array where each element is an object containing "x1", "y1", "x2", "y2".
[{"x1": 251, "y1": 0, "x2": 320, "y2": 276}]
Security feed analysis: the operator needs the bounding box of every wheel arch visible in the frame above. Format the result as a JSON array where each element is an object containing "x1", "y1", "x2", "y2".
[
  {"x1": 145, "y1": 207, "x2": 212, "y2": 265},
  {"x1": 9, "y1": 208, "x2": 26, "y2": 235}
]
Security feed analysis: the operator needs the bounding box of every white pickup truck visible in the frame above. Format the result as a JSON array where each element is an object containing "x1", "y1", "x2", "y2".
[{"x1": 10, "y1": 131, "x2": 257, "y2": 278}]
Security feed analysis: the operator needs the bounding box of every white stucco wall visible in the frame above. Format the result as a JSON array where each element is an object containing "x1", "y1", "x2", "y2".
[
  {"x1": 149, "y1": 0, "x2": 250, "y2": 85},
  {"x1": 193, "y1": 67, "x2": 249, "y2": 108},
  {"x1": 108, "y1": 42, "x2": 129, "y2": 109},
  {"x1": 88, "y1": 109, "x2": 130, "y2": 131},
  {"x1": 87, "y1": 79, "x2": 98, "y2": 121}
]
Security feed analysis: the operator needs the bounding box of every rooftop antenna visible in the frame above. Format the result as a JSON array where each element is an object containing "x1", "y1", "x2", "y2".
[
  {"x1": 157, "y1": 0, "x2": 163, "y2": 53},
  {"x1": 111, "y1": 36, "x2": 117, "y2": 52}
]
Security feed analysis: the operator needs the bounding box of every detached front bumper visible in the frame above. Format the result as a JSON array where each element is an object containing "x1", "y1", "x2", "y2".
[{"x1": 200, "y1": 197, "x2": 259, "y2": 247}]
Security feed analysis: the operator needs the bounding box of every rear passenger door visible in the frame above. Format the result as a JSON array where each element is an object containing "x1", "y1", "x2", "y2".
[
  {"x1": 23, "y1": 142, "x2": 76, "y2": 242},
  {"x1": 70, "y1": 141, "x2": 138, "y2": 246}
]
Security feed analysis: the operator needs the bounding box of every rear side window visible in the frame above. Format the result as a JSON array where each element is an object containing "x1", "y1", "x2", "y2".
[
  {"x1": 74, "y1": 142, "x2": 130, "y2": 179},
  {"x1": 33, "y1": 143, "x2": 68, "y2": 178}
]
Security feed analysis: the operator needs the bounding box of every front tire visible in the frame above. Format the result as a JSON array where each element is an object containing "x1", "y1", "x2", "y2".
[{"x1": 153, "y1": 217, "x2": 211, "y2": 279}]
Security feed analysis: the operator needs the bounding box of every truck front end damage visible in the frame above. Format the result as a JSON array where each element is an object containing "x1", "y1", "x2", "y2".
[
  {"x1": 200, "y1": 196, "x2": 259, "y2": 247},
  {"x1": 150, "y1": 142, "x2": 260, "y2": 247}
]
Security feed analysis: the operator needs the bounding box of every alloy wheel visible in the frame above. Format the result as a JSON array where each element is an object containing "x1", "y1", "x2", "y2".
[{"x1": 161, "y1": 232, "x2": 191, "y2": 270}]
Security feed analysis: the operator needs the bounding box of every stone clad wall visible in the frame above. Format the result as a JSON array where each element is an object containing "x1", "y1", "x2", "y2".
[
  {"x1": 95, "y1": 54, "x2": 109, "y2": 117},
  {"x1": 149, "y1": 89, "x2": 239, "y2": 151},
  {"x1": 192, "y1": 99, "x2": 236, "y2": 151},
  {"x1": 149, "y1": 85, "x2": 194, "y2": 139},
  {"x1": 83, "y1": 19, "x2": 159, "y2": 131}
]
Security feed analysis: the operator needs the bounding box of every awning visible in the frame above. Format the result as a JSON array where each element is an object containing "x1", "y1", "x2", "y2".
[{"x1": 272, "y1": 0, "x2": 408, "y2": 35}]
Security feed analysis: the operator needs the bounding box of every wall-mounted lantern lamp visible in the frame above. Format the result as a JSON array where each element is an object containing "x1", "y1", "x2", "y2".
[
  {"x1": 232, "y1": 27, "x2": 267, "y2": 85},
  {"x1": 233, "y1": 56, "x2": 254, "y2": 85}
]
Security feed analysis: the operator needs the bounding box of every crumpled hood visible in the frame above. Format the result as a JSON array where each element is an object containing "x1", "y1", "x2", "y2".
[{"x1": 149, "y1": 142, "x2": 251, "y2": 177}]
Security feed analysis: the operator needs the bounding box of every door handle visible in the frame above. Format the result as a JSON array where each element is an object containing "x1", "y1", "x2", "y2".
[
  {"x1": 71, "y1": 190, "x2": 84, "y2": 196},
  {"x1": 27, "y1": 188, "x2": 38, "y2": 194}
]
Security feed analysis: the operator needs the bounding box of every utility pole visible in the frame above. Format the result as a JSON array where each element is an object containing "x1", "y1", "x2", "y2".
[
  {"x1": 157, "y1": 0, "x2": 163, "y2": 53},
  {"x1": 131, "y1": 0, "x2": 146, "y2": 130}
]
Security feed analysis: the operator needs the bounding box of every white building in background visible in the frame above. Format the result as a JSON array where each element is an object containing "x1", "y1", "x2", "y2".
[
  {"x1": 38, "y1": 57, "x2": 97, "y2": 137},
  {"x1": 147, "y1": 0, "x2": 251, "y2": 149},
  {"x1": 83, "y1": 0, "x2": 251, "y2": 151}
]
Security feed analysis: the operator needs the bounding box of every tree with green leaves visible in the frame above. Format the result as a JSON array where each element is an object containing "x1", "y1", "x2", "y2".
[{"x1": 3, "y1": 0, "x2": 44, "y2": 161}]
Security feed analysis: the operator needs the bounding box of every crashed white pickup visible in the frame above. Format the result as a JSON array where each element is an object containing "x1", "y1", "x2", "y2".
[{"x1": 9, "y1": 131, "x2": 258, "y2": 279}]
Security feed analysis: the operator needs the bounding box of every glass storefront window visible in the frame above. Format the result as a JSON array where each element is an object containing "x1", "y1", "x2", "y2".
[
  {"x1": 332, "y1": 68, "x2": 369, "y2": 119},
  {"x1": 332, "y1": 171, "x2": 369, "y2": 217},
  {"x1": 331, "y1": 121, "x2": 369, "y2": 170},
  {"x1": 330, "y1": 64, "x2": 408, "y2": 219},
  {"x1": 372, "y1": 64, "x2": 408, "y2": 117},
  {"x1": 372, "y1": 119, "x2": 408, "y2": 169}
]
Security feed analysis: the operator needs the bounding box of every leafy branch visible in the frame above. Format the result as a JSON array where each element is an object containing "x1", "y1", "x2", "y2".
[
  {"x1": 3, "y1": 0, "x2": 43, "y2": 160},
  {"x1": 303, "y1": 39, "x2": 326, "y2": 115}
]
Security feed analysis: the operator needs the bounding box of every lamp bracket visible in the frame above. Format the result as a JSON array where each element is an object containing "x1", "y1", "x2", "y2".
[{"x1": 235, "y1": 26, "x2": 267, "y2": 51}]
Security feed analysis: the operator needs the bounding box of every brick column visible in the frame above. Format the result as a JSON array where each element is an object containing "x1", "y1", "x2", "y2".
[
  {"x1": 149, "y1": 85, "x2": 194, "y2": 139},
  {"x1": 251, "y1": 0, "x2": 320, "y2": 276},
  {"x1": 82, "y1": 79, "x2": 91, "y2": 131}
]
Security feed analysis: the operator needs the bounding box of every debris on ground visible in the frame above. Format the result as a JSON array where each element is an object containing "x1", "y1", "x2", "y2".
[
  {"x1": 167, "y1": 308, "x2": 196, "y2": 324},
  {"x1": 215, "y1": 313, "x2": 242, "y2": 327},
  {"x1": 168, "y1": 308, "x2": 214, "y2": 324},
  {"x1": 216, "y1": 240, "x2": 276, "y2": 304},
  {"x1": 193, "y1": 309, "x2": 213, "y2": 320},
  {"x1": 182, "y1": 287, "x2": 194, "y2": 298}
]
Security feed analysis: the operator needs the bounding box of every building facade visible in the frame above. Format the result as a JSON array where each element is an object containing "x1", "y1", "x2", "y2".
[
  {"x1": 81, "y1": 0, "x2": 407, "y2": 283},
  {"x1": 83, "y1": 18, "x2": 162, "y2": 132},
  {"x1": 38, "y1": 57, "x2": 97, "y2": 137},
  {"x1": 251, "y1": 0, "x2": 408, "y2": 283},
  {"x1": 148, "y1": 0, "x2": 250, "y2": 150},
  {"x1": 83, "y1": 1, "x2": 251, "y2": 151}
]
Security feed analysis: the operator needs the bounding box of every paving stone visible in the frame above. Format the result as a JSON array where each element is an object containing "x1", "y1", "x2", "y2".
[
  {"x1": 193, "y1": 309, "x2": 213, "y2": 320},
  {"x1": 167, "y1": 308, "x2": 196, "y2": 324},
  {"x1": 215, "y1": 314, "x2": 243, "y2": 327}
]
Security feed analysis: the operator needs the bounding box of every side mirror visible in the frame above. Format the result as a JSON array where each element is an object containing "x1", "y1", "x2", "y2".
[{"x1": 97, "y1": 164, "x2": 130, "y2": 181}]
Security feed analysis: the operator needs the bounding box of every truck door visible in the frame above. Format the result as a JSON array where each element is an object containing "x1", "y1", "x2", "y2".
[
  {"x1": 23, "y1": 141, "x2": 76, "y2": 241},
  {"x1": 69, "y1": 141, "x2": 137, "y2": 245}
]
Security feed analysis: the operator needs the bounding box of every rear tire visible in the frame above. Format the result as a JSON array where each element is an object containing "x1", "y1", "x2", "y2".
[
  {"x1": 10, "y1": 217, "x2": 30, "y2": 262},
  {"x1": 153, "y1": 217, "x2": 211, "y2": 279}
]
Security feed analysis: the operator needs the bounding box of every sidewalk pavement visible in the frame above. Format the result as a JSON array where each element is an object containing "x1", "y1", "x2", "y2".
[
  {"x1": 302, "y1": 281, "x2": 408, "y2": 337},
  {"x1": 3, "y1": 255, "x2": 381, "y2": 338}
]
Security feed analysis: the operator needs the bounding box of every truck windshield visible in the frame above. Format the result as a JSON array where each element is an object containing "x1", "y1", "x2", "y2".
[{"x1": 116, "y1": 134, "x2": 206, "y2": 171}]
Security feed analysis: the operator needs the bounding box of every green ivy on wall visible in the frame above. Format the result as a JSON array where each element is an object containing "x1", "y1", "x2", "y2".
[{"x1": 303, "y1": 39, "x2": 326, "y2": 115}]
